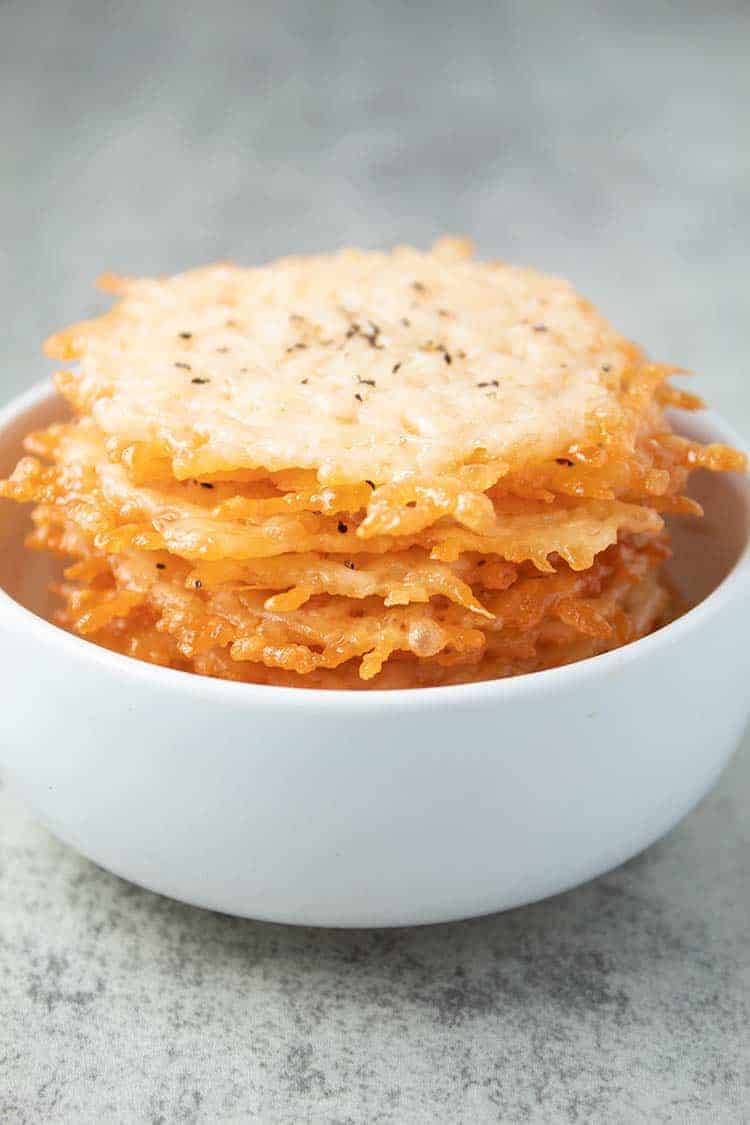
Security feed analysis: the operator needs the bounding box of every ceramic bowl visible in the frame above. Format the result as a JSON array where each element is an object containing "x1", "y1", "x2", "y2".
[{"x1": 1, "y1": 381, "x2": 748, "y2": 927}]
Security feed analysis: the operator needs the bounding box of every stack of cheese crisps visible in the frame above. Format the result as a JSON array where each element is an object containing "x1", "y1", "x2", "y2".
[{"x1": 2, "y1": 239, "x2": 744, "y2": 689}]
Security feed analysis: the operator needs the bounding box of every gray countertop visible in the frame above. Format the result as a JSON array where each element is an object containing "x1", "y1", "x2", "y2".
[{"x1": 1, "y1": 2, "x2": 748, "y2": 1121}]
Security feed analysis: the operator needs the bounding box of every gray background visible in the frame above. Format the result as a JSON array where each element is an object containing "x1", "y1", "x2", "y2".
[{"x1": 1, "y1": 1, "x2": 748, "y2": 1121}]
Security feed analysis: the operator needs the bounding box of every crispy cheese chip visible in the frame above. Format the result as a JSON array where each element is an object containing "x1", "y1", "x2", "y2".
[
  {"x1": 4, "y1": 424, "x2": 668, "y2": 572},
  {"x1": 44, "y1": 246, "x2": 658, "y2": 484},
  {"x1": 46, "y1": 532, "x2": 668, "y2": 685}
]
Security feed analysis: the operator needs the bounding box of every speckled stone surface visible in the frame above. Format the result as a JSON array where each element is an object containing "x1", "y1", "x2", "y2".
[{"x1": 1, "y1": 1, "x2": 749, "y2": 1121}]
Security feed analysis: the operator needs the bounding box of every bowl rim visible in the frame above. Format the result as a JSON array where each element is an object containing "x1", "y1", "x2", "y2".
[{"x1": 1, "y1": 379, "x2": 749, "y2": 711}]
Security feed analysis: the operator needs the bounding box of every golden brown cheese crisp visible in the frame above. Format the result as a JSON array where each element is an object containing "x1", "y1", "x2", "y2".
[{"x1": 48, "y1": 239, "x2": 650, "y2": 484}]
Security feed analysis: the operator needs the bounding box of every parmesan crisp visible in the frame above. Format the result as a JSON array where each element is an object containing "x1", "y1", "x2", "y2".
[{"x1": 47, "y1": 240, "x2": 639, "y2": 483}]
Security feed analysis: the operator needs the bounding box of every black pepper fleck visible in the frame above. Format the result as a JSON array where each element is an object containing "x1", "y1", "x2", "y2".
[
  {"x1": 601, "y1": 364, "x2": 612, "y2": 372},
  {"x1": 194, "y1": 580, "x2": 202, "y2": 589},
  {"x1": 364, "y1": 322, "x2": 383, "y2": 348},
  {"x1": 200, "y1": 482, "x2": 215, "y2": 489},
  {"x1": 191, "y1": 377, "x2": 210, "y2": 385},
  {"x1": 179, "y1": 332, "x2": 192, "y2": 340},
  {"x1": 355, "y1": 393, "x2": 363, "y2": 402},
  {"x1": 156, "y1": 562, "x2": 166, "y2": 570},
  {"x1": 392, "y1": 363, "x2": 401, "y2": 374},
  {"x1": 175, "y1": 362, "x2": 192, "y2": 370},
  {"x1": 300, "y1": 378, "x2": 309, "y2": 385},
  {"x1": 337, "y1": 521, "x2": 348, "y2": 533},
  {"x1": 476, "y1": 380, "x2": 499, "y2": 388},
  {"x1": 532, "y1": 324, "x2": 548, "y2": 332},
  {"x1": 556, "y1": 458, "x2": 575, "y2": 467},
  {"x1": 344, "y1": 560, "x2": 355, "y2": 570},
  {"x1": 365, "y1": 480, "x2": 375, "y2": 489}
]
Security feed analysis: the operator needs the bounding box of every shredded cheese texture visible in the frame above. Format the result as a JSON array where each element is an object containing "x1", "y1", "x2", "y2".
[{"x1": 47, "y1": 239, "x2": 642, "y2": 483}]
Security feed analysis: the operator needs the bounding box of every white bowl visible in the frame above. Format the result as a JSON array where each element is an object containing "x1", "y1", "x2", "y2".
[{"x1": 1, "y1": 381, "x2": 748, "y2": 927}]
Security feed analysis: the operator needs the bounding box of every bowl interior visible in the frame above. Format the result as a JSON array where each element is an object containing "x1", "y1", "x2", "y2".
[
  {"x1": 662, "y1": 409, "x2": 749, "y2": 606},
  {"x1": 0, "y1": 388, "x2": 748, "y2": 634},
  {"x1": 0, "y1": 390, "x2": 72, "y2": 618}
]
